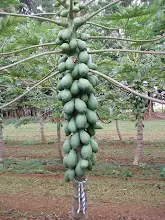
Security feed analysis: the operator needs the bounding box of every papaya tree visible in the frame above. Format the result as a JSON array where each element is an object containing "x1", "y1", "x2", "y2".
[
  {"x1": 1, "y1": 0, "x2": 165, "y2": 219},
  {"x1": 129, "y1": 80, "x2": 146, "y2": 165},
  {"x1": 0, "y1": 107, "x2": 4, "y2": 166}
]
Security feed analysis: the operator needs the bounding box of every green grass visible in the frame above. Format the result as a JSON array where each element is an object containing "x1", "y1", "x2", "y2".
[
  {"x1": 0, "y1": 175, "x2": 165, "y2": 207},
  {"x1": 3, "y1": 120, "x2": 165, "y2": 142},
  {"x1": 2, "y1": 158, "x2": 165, "y2": 180}
]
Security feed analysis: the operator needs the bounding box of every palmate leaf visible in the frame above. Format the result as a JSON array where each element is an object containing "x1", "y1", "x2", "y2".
[
  {"x1": 0, "y1": 0, "x2": 19, "y2": 8},
  {"x1": 101, "y1": 3, "x2": 157, "y2": 21}
]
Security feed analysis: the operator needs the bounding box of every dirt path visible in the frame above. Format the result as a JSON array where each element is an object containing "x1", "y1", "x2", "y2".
[{"x1": 1, "y1": 194, "x2": 165, "y2": 220}]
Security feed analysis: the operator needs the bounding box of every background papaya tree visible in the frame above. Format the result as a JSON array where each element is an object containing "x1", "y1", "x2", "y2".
[
  {"x1": 0, "y1": 4, "x2": 62, "y2": 162},
  {"x1": 0, "y1": 94, "x2": 4, "y2": 166},
  {"x1": 1, "y1": 0, "x2": 165, "y2": 220}
]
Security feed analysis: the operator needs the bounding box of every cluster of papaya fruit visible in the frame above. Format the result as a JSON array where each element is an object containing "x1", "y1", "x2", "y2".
[
  {"x1": 55, "y1": 0, "x2": 86, "y2": 17},
  {"x1": 130, "y1": 81, "x2": 146, "y2": 119},
  {"x1": 130, "y1": 95, "x2": 146, "y2": 119},
  {"x1": 0, "y1": 112, "x2": 2, "y2": 124},
  {"x1": 57, "y1": 25, "x2": 102, "y2": 181}
]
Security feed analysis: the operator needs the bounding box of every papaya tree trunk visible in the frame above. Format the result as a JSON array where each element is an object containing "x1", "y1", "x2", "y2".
[
  {"x1": 57, "y1": 117, "x2": 63, "y2": 161},
  {"x1": 115, "y1": 120, "x2": 123, "y2": 142},
  {"x1": 0, "y1": 122, "x2": 4, "y2": 163},
  {"x1": 40, "y1": 114, "x2": 46, "y2": 144},
  {"x1": 133, "y1": 117, "x2": 143, "y2": 165},
  {"x1": 72, "y1": 178, "x2": 88, "y2": 220}
]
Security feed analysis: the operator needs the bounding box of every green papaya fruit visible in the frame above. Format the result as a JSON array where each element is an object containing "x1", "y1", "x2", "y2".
[
  {"x1": 80, "y1": 33, "x2": 88, "y2": 41},
  {"x1": 57, "y1": 81, "x2": 63, "y2": 91},
  {"x1": 70, "y1": 80, "x2": 80, "y2": 95},
  {"x1": 90, "y1": 138, "x2": 98, "y2": 153},
  {"x1": 87, "y1": 93, "x2": 98, "y2": 110},
  {"x1": 70, "y1": 131, "x2": 80, "y2": 149},
  {"x1": 91, "y1": 153, "x2": 97, "y2": 165},
  {"x1": 57, "y1": 30, "x2": 63, "y2": 40},
  {"x1": 79, "y1": 51, "x2": 89, "y2": 63},
  {"x1": 58, "y1": 55, "x2": 68, "y2": 64},
  {"x1": 60, "y1": 73, "x2": 73, "y2": 89},
  {"x1": 62, "y1": 137, "x2": 71, "y2": 154},
  {"x1": 65, "y1": 57, "x2": 75, "y2": 70},
  {"x1": 73, "y1": 17, "x2": 84, "y2": 28},
  {"x1": 87, "y1": 159, "x2": 93, "y2": 171},
  {"x1": 75, "y1": 114, "x2": 87, "y2": 129},
  {"x1": 63, "y1": 112, "x2": 72, "y2": 120},
  {"x1": 63, "y1": 99, "x2": 75, "y2": 115},
  {"x1": 62, "y1": 29, "x2": 72, "y2": 41},
  {"x1": 80, "y1": 159, "x2": 89, "y2": 168},
  {"x1": 79, "y1": 2, "x2": 86, "y2": 10},
  {"x1": 64, "y1": 170, "x2": 70, "y2": 182},
  {"x1": 87, "y1": 126, "x2": 95, "y2": 136},
  {"x1": 94, "y1": 122, "x2": 103, "y2": 129},
  {"x1": 55, "y1": 1, "x2": 60, "y2": 7},
  {"x1": 66, "y1": 149, "x2": 78, "y2": 169},
  {"x1": 55, "y1": 38, "x2": 63, "y2": 45},
  {"x1": 58, "y1": 62, "x2": 66, "y2": 72},
  {"x1": 81, "y1": 94, "x2": 88, "y2": 103},
  {"x1": 87, "y1": 61, "x2": 98, "y2": 70},
  {"x1": 87, "y1": 83, "x2": 95, "y2": 94},
  {"x1": 86, "y1": 108, "x2": 97, "y2": 124},
  {"x1": 75, "y1": 160, "x2": 86, "y2": 177},
  {"x1": 75, "y1": 98, "x2": 87, "y2": 113},
  {"x1": 68, "y1": 117, "x2": 77, "y2": 133},
  {"x1": 60, "y1": 9, "x2": 69, "y2": 17},
  {"x1": 61, "y1": 43, "x2": 70, "y2": 52},
  {"x1": 63, "y1": 154, "x2": 68, "y2": 168},
  {"x1": 70, "y1": 39, "x2": 78, "y2": 51},
  {"x1": 79, "y1": 129, "x2": 90, "y2": 145},
  {"x1": 57, "y1": 92, "x2": 62, "y2": 101},
  {"x1": 87, "y1": 75, "x2": 97, "y2": 87},
  {"x1": 71, "y1": 64, "x2": 79, "y2": 79},
  {"x1": 60, "y1": 89, "x2": 72, "y2": 103},
  {"x1": 78, "y1": 78, "x2": 91, "y2": 92},
  {"x1": 85, "y1": 123, "x2": 89, "y2": 129},
  {"x1": 81, "y1": 144, "x2": 93, "y2": 159},
  {"x1": 77, "y1": 39, "x2": 87, "y2": 51},
  {"x1": 68, "y1": 169, "x2": 75, "y2": 181},
  {"x1": 78, "y1": 63, "x2": 89, "y2": 77},
  {"x1": 63, "y1": 122, "x2": 71, "y2": 136},
  {"x1": 73, "y1": 5, "x2": 80, "y2": 12}
]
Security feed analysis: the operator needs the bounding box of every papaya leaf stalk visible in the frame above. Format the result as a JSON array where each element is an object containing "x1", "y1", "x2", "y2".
[
  {"x1": 28, "y1": 13, "x2": 58, "y2": 16},
  {"x1": 88, "y1": 34, "x2": 165, "y2": 43},
  {"x1": 88, "y1": 48, "x2": 165, "y2": 55},
  {"x1": 84, "y1": 0, "x2": 121, "y2": 23},
  {"x1": 0, "y1": 50, "x2": 62, "y2": 71},
  {"x1": 0, "y1": 12, "x2": 67, "y2": 27},
  {"x1": 0, "y1": 43, "x2": 57, "y2": 56},
  {"x1": 86, "y1": 22, "x2": 120, "y2": 31},
  {"x1": 0, "y1": 70, "x2": 60, "y2": 109},
  {"x1": 89, "y1": 69, "x2": 165, "y2": 105}
]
